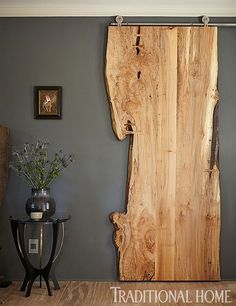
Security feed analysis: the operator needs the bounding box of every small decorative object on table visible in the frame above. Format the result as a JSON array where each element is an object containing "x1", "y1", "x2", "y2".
[
  {"x1": 30, "y1": 211, "x2": 43, "y2": 220},
  {"x1": 10, "y1": 140, "x2": 73, "y2": 219}
]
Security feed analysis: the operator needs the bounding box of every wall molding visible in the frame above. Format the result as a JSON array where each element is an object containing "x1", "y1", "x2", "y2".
[{"x1": 0, "y1": 5, "x2": 235, "y2": 17}]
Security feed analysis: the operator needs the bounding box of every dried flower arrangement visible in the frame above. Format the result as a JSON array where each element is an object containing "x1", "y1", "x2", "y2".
[{"x1": 10, "y1": 140, "x2": 73, "y2": 189}]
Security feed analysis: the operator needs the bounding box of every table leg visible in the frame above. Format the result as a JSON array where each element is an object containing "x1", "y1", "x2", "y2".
[
  {"x1": 20, "y1": 274, "x2": 29, "y2": 291},
  {"x1": 50, "y1": 222, "x2": 65, "y2": 290},
  {"x1": 50, "y1": 271, "x2": 60, "y2": 290},
  {"x1": 39, "y1": 224, "x2": 43, "y2": 288},
  {"x1": 25, "y1": 274, "x2": 37, "y2": 298},
  {"x1": 18, "y1": 223, "x2": 38, "y2": 297},
  {"x1": 42, "y1": 222, "x2": 59, "y2": 296},
  {"x1": 42, "y1": 273, "x2": 52, "y2": 296},
  {"x1": 11, "y1": 221, "x2": 29, "y2": 292}
]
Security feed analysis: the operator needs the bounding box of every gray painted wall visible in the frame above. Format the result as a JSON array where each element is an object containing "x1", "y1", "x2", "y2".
[{"x1": 0, "y1": 17, "x2": 236, "y2": 280}]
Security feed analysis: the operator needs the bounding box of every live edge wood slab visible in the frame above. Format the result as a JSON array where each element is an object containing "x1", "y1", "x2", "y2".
[{"x1": 105, "y1": 26, "x2": 220, "y2": 281}]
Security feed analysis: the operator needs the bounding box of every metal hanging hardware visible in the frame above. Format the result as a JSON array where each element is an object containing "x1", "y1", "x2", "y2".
[
  {"x1": 202, "y1": 15, "x2": 210, "y2": 27},
  {"x1": 111, "y1": 15, "x2": 236, "y2": 27},
  {"x1": 115, "y1": 15, "x2": 124, "y2": 27}
]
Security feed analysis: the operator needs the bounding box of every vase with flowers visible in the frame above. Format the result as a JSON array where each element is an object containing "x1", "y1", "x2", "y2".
[{"x1": 10, "y1": 140, "x2": 73, "y2": 219}]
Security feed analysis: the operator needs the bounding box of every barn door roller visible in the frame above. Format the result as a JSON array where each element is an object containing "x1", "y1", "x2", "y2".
[{"x1": 111, "y1": 15, "x2": 236, "y2": 27}]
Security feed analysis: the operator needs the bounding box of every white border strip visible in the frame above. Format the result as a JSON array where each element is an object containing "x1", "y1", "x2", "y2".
[{"x1": 0, "y1": 5, "x2": 235, "y2": 17}]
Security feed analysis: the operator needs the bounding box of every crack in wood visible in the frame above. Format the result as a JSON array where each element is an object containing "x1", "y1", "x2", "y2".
[
  {"x1": 210, "y1": 101, "x2": 219, "y2": 177},
  {"x1": 135, "y1": 26, "x2": 141, "y2": 55},
  {"x1": 125, "y1": 120, "x2": 134, "y2": 132}
]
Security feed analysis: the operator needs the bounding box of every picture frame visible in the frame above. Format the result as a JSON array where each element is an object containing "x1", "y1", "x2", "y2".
[{"x1": 34, "y1": 86, "x2": 62, "y2": 119}]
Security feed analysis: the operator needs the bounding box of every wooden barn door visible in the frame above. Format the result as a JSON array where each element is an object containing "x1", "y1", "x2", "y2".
[{"x1": 105, "y1": 26, "x2": 220, "y2": 281}]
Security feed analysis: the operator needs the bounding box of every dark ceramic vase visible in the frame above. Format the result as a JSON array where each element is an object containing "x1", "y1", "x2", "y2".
[{"x1": 26, "y1": 188, "x2": 56, "y2": 219}]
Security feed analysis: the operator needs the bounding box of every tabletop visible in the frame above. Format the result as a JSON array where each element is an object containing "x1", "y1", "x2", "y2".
[{"x1": 9, "y1": 215, "x2": 71, "y2": 224}]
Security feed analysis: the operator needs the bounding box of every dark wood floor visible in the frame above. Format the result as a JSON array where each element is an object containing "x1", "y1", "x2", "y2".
[{"x1": 0, "y1": 281, "x2": 236, "y2": 305}]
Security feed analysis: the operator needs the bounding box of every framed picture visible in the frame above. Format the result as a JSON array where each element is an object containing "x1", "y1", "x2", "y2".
[{"x1": 34, "y1": 86, "x2": 62, "y2": 119}]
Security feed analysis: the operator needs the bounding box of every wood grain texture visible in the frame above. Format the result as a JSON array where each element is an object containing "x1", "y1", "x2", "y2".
[
  {"x1": 105, "y1": 26, "x2": 220, "y2": 281},
  {"x1": 0, "y1": 125, "x2": 9, "y2": 206},
  {"x1": 0, "y1": 281, "x2": 68, "y2": 306},
  {"x1": 1, "y1": 281, "x2": 236, "y2": 306}
]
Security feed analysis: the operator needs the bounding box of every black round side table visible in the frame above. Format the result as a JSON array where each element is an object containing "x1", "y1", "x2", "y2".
[{"x1": 9, "y1": 216, "x2": 70, "y2": 297}]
